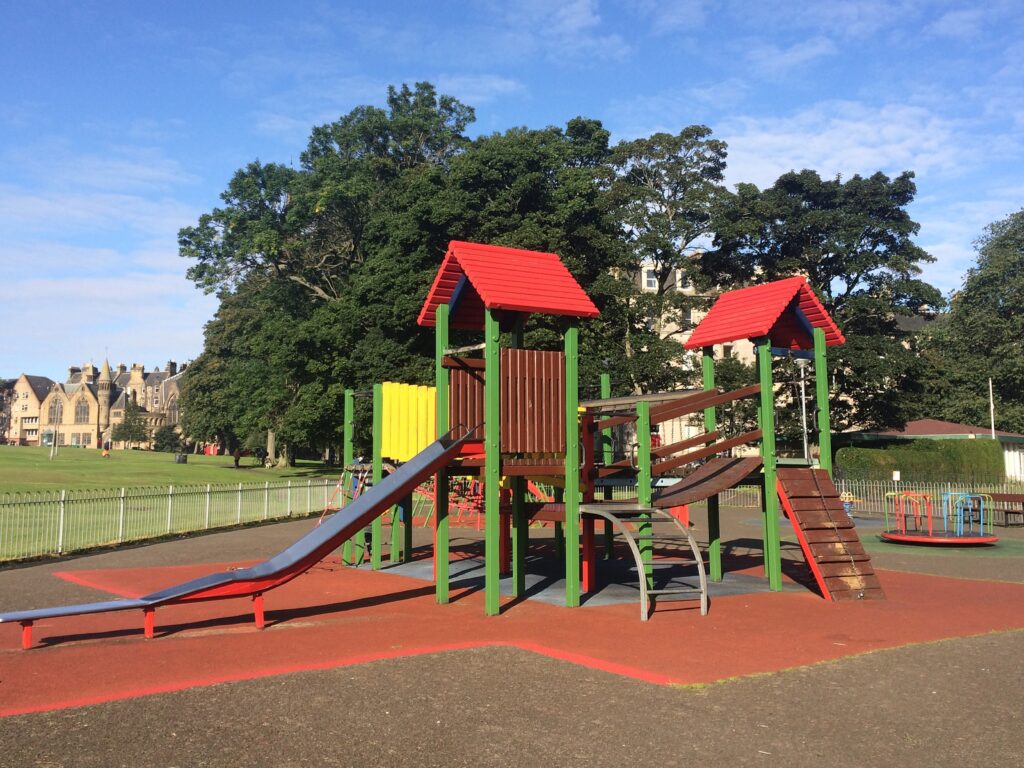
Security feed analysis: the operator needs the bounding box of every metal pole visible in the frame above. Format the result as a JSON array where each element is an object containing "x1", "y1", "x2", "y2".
[
  {"x1": 702, "y1": 347, "x2": 722, "y2": 581},
  {"x1": 263, "y1": 481, "x2": 269, "y2": 520},
  {"x1": 205, "y1": 484, "x2": 211, "y2": 529},
  {"x1": 757, "y1": 339, "x2": 782, "y2": 591},
  {"x1": 371, "y1": 382, "x2": 383, "y2": 570},
  {"x1": 237, "y1": 482, "x2": 242, "y2": 524},
  {"x1": 484, "y1": 308, "x2": 502, "y2": 615},
  {"x1": 563, "y1": 321, "x2": 581, "y2": 608},
  {"x1": 990, "y1": 378, "x2": 996, "y2": 438},
  {"x1": 166, "y1": 485, "x2": 173, "y2": 534},
  {"x1": 118, "y1": 487, "x2": 126, "y2": 542},
  {"x1": 798, "y1": 359, "x2": 809, "y2": 461},
  {"x1": 434, "y1": 303, "x2": 451, "y2": 604},
  {"x1": 57, "y1": 489, "x2": 66, "y2": 554}
]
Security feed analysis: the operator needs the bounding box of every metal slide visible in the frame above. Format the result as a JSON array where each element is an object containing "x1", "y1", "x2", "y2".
[{"x1": 1, "y1": 433, "x2": 470, "y2": 647}]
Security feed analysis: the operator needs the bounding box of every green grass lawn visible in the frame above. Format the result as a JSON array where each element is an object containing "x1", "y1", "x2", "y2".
[{"x1": 0, "y1": 446, "x2": 338, "y2": 494}]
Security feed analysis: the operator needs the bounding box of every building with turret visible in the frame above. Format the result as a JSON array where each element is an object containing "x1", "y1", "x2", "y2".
[{"x1": 4, "y1": 360, "x2": 185, "y2": 448}]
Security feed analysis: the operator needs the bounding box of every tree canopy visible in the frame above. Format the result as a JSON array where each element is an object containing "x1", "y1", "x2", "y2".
[
  {"x1": 919, "y1": 209, "x2": 1024, "y2": 432},
  {"x1": 705, "y1": 170, "x2": 943, "y2": 430},
  {"x1": 179, "y1": 81, "x2": 945, "y2": 456}
]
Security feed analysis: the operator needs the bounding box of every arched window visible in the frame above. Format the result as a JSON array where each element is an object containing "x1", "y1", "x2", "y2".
[
  {"x1": 48, "y1": 399, "x2": 63, "y2": 424},
  {"x1": 75, "y1": 399, "x2": 90, "y2": 424},
  {"x1": 167, "y1": 397, "x2": 179, "y2": 425}
]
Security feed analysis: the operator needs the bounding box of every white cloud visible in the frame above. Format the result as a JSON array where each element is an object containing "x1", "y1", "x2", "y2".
[
  {"x1": 434, "y1": 75, "x2": 526, "y2": 105},
  {"x1": 720, "y1": 101, "x2": 965, "y2": 188},
  {"x1": 627, "y1": 0, "x2": 708, "y2": 34},
  {"x1": 486, "y1": 0, "x2": 631, "y2": 62},
  {"x1": 925, "y1": 8, "x2": 988, "y2": 41},
  {"x1": 746, "y1": 36, "x2": 838, "y2": 77}
]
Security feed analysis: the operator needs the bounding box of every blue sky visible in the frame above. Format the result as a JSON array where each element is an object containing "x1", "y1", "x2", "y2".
[{"x1": 2, "y1": 1, "x2": 1021, "y2": 380}]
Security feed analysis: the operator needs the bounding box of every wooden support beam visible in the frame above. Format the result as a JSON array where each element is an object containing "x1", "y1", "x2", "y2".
[
  {"x1": 651, "y1": 430, "x2": 720, "y2": 458},
  {"x1": 652, "y1": 429, "x2": 763, "y2": 476}
]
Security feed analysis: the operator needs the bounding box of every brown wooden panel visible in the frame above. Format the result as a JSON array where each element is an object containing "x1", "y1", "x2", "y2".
[
  {"x1": 803, "y1": 528, "x2": 861, "y2": 544},
  {"x1": 786, "y1": 497, "x2": 846, "y2": 512},
  {"x1": 450, "y1": 365, "x2": 485, "y2": 441},
  {"x1": 824, "y1": 574, "x2": 882, "y2": 592},
  {"x1": 652, "y1": 456, "x2": 763, "y2": 508},
  {"x1": 652, "y1": 430, "x2": 762, "y2": 476},
  {"x1": 809, "y1": 541, "x2": 868, "y2": 560},
  {"x1": 796, "y1": 509, "x2": 854, "y2": 529},
  {"x1": 443, "y1": 356, "x2": 486, "y2": 370},
  {"x1": 500, "y1": 348, "x2": 565, "y2": 454},
  {"x1": 817, "y1": 562, "x2": 875, "y2": 578}
]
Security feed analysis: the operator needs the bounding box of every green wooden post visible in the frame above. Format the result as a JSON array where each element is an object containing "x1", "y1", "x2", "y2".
[
  {"x1": 371, "y1": 382, "x2": 383, "y2": 570},
  {"x1": 564, "y1": 321, "x2": 581, "y2": 607},
  {"x1": 702, "y1": 347, "x2": 723, "y2": 582},
  {"x1": 511, "y1": 319, "x2": 527, "y2": 598},
  {"x1": 813, "y1": 327, "x2": 833, "y2": 477},
  {"x1": 756, "y1": 339, "x2": 782, "y2": 591},
  {"x1": 636, "y1": 400, "x2": 653, "y2": 590},
  {"x1": 342, "y1": 388, "x2": 355, "y2": 565},
  {"x1": 600, "y1": 373, "x2": 614, "y2": 559},
  {"x1": 484, "y1": 308, "x2": 501, "y2": 615},
  {"x1": 434, "y1": 304, "x2": 451, "y2": 603}
]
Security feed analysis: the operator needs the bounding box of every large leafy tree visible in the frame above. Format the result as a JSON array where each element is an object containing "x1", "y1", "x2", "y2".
[
  {"x1": 705, "y1": 170, "x2": 943, "y2": 430},
  {"x1": 111, "y1": 400, "x2": 149, "y2": 449},
  {"x1": 920, "y1": 210, "x2": 1024, "y2": 431},
  {"x1": 602, "y1": 126, "x2": 729, "y2": 394}
]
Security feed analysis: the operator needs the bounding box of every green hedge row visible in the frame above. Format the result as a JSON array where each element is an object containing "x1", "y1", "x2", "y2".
[{"x1": 835, "y1": 438, "x2": 1005, "y2": 483}]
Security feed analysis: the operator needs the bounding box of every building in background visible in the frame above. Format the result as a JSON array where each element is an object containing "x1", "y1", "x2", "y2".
[{"x1": 4, "y1": 360, "x2": 185, "y2": 448}]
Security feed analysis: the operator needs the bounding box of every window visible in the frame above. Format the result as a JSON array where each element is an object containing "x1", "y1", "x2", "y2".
[
  {"x1": 20, "y1": 404, "x2": 27, "y2": 412},
  {"x1": 675, "y1": 270, "x2": 691, "y2": 291},
  {"x1": 723, "y1": 344, "x2": 734, "y2": 359},
  {"x1": 643, "y1": 268, "x2": 658, "y2": 291},
  {"x1": 75, "y1": 400, "x2": 90, "y2": 424},
  {"x1": 26, "y1": 429, "x2": 37, "y2": 438},
  {"x1": 167, "y1": 397, "x2": 179, "y2": 425},
  {"x1": 48, "y1": 399, "x2": 63, "y2": 424}
]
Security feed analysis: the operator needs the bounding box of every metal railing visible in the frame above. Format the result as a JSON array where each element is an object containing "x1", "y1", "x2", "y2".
[
  {"x1": 836, "y1": 478, "x2": 1024, "y2": 526},
  {"x1": 0, "y1": 478, "x2": 340, "y2": 562}
]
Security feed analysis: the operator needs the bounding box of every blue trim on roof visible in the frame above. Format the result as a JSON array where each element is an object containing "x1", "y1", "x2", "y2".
[{"x1": 448, "y1": 274, "x2": 469, "y2": 317}]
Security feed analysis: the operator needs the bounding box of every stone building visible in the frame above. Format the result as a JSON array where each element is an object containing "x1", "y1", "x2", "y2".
[{"x1": 4, "y1": 360, "x2": 184, "y2": 448}]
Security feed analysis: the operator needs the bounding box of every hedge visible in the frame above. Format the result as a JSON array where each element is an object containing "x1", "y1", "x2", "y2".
[{"x1": 835, "y1": 438, "x2": 1005, "y2": 483}]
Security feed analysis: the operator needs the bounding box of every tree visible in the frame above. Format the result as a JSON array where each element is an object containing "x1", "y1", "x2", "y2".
[
  {"x1": 152, "y1": 425, "x2": 182, "y2": 453},
  {"x1": 602, "y1": 127, "x2": 729, "y2": 394},
  {"x1": 921, "y1": 209, "x2": 1024, "y2": 431},
  {"x1": 705, "y1": 170, "x2": 943, "y2": 430},
  {"x1": 111, "y1": 400, "x2": 149, "y2": 448}
]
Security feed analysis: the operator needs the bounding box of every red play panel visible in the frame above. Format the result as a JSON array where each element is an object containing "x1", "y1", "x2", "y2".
[{"x1": 3, "y1": 562, "x2": 1024, "y2": 717}]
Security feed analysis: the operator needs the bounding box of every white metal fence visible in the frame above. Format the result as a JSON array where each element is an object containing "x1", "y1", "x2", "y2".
[
  {"x1": 0, "y1": 478, "x2": 340, "y2": 562},
  {"x1": 836, "y1": 479, "x2": 1024, "y2": 526}
]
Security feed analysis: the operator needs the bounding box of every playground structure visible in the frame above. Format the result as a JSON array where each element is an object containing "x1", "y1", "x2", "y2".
[
  {"x1": 880, "y1": 489, "x2": 999, "y2": 545},
  {"x1": 1, "y1": 240, "x2": 884, "y2": 648}
]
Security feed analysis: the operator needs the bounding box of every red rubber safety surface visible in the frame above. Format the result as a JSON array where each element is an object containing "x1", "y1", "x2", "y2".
[
  {"x1": 2, "y1": 559, "x2": 1024, "y2": 717},
  {"x1": 879, "y1": 532, "x2": 1000, "y2": 546}
]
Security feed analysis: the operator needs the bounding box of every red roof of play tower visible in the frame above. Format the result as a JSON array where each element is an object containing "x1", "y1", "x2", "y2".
[
  {"x1": 417, "y1": 241, "x2": 599, "y2": 330},
  {"x1": 684, "y1": 276, "x2": 845, "y2": 350}
]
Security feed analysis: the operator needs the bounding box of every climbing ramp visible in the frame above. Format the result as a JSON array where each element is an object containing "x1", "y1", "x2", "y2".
[{"x1": 776, "y1": 468, "x2": 884, "y2": 601}]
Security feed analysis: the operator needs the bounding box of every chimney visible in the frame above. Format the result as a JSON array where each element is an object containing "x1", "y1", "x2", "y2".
[
  {"x1": 167, "y1": 361, "x2": 178, "y2": 376},
  {"x1": 117, "y1": 364, "x2": 126, "y2": 375},
  {"x1": 68, "y1": 366, "x2": 81, "y2": 382}
]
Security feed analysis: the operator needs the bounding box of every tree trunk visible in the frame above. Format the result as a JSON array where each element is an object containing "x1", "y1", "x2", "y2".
[{"x1": 266, "y1": 430, "x2": 277, "y2": 464}]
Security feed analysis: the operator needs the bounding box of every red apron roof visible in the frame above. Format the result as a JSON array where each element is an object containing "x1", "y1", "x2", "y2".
[
  {"x1": 417, "y1": 241, "x2": 599, "y2": 330},
  {"x1": 684, "y1": 276, "x2": 844, "y2": 350}
]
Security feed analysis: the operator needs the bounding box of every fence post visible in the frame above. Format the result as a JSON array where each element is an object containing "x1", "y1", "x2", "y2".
[
  {"x1": 205, "y1": 484, "x2": 211, "y2": 529},
  {"x1": 287, "y1": 480, "x2": 292, "y2": 517},
  {"x1": 167, "y1": 485, "x2": 174, "y2": 534},
  {"x1": 57, "y1": 489, "x2": 66, "y2": 555},
  {"x1": 237, "y1": 482, "x2": 242, "y2": 524},
  {"x1": 264, "y1": 481, "x2": 269, "y2": 520},
  {"x1": 118, "y1": 487, "x2": 126, "y2": 542},
  {"x1": 307, "y1": 480, "x2": 311, "y2": 515}
]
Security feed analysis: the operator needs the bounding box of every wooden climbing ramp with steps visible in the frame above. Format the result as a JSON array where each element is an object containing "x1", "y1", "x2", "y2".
[{"x1": 776, "y1": 467, "x2": 884, "y2": 601}]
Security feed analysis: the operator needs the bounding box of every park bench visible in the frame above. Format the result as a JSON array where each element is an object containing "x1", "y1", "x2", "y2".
[{"x1": 988, "y1": 493, "x2": 1024, "y2": 527}]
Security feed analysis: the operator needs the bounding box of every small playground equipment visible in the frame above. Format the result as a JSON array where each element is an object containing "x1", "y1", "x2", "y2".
[{"x1": 880, "y1": 489, "x2": 998, "y2": 545}]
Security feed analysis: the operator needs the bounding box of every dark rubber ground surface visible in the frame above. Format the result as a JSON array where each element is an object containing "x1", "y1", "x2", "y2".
[{"x1": 2, "y1": 510, "x2": 1023, "y2": 766}]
